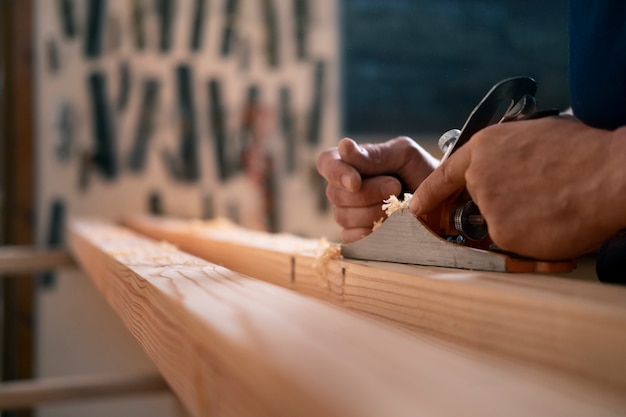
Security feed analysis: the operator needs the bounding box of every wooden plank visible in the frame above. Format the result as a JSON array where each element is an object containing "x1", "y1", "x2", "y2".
[
  {"x1": 124, "y1": 215, "x2": 626, "y2": 393},
  {"x1": 123, "y1": 216, "x2": 322, "y2": 288},
  {"x1": 0, "y1": 373, "x2": 168, "y2": 409},
  {"x1": 0, "y1": 247, "x2": 74, "y2": 275},
  {"x1": 69, "y1": 218, "x2": 626, "y2": 417}
]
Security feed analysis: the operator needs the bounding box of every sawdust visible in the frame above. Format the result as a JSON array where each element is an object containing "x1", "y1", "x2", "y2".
[
  {"x1": 104, "y1": 240, "x2": 207, "y2": 267},
  {"x1": 313, "y1": 193, "x2": 413, "y2": 288}
]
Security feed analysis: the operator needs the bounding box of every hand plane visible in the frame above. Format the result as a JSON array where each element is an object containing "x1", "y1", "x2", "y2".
[{"x1": 341, "y1": 77, "x2": 576, "y2": 273}]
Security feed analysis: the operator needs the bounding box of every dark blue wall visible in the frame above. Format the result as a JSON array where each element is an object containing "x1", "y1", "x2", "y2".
[{"x1": 342, "y1": 0, "x2": 569, "y2": 136}]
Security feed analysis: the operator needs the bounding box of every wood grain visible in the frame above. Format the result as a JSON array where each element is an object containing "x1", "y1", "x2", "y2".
[
  {"x1": 70, "y1": 218, "x2": 626, "y2": 417},
  {"x1": 0, "y1": 373, "x2": 168, "y2": 409},
  {"x1": 124, "y1": 215, "x2": 626, "y2": 393}
]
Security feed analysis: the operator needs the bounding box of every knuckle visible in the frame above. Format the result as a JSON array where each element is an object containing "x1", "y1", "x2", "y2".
[
  {"x1": 391, "y1": 136, "x2": 418, "y2": 159},
  {"x1": 343, "y1": 227, "x2": 374, "y2": 244},
  {"x1": 326, "y1": 185, "x2": 346, "y2": 206},
  {"x1": 334, "y1": 205, "x2": 383, "y2": 230},
  {"x1": 490, "y1": 230, "x2": 513, "y2": 252},
  {"x1": 362, "y1": 177, "x2": 389, "y2": 203},
  {"x1": 470, "y1": 126, "x2": 501, "y2": 151},
  {"x1": 342, "y1": 228, "x2": 365, "y2": 244},
  {"x1": 391, "y1": 136, "x2": 415, "y2": 148},
  {"x1": 486, "y1": 218, "x2": 514, "y2": 251},
  {"x1": 374, "y1": 136, "x2": 418, "y2": 171},
  {"x1": 338, "y1": 138, "x2": 362, "y2": 161},
  {"x1": 471, "y1": 127, "x2": 493, "y2": 145},
  {"x1": 325, "y1": 184, "x2": 335, "y2": 203},
  {"x1": 464, "y1": 165, "x2": 481, "y2": 189},
  {"x1": 333, "y1": 206, "x2": 348, "y2": 226},
  {"x1": 438, "y1": 162, "x2": 456, "y2": 187},
  {"x1": 316, "y1": 148, "x2": 339, "y2": 176}
]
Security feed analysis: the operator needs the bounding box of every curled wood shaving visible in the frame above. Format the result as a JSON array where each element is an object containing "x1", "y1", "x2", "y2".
[
  {"x1": 372, "y1": 217, "x2": 385, "y2": 232},
  {"x1": 373, "y1": 193, "x2": 414, "y2": 230},
  {"x1": 382, "y1": 193, "x2": 414, "y2": 216},
  {"x1": 313, "y1": 238, "x2": 342, "y2": 288}
]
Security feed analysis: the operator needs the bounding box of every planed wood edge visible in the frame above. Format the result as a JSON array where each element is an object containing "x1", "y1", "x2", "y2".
[
  {"x1": 0, "y1": 373, "x2": 168, "y2": 409},
  {"x1": 123, "y1": 216, "x2": 323, "y2": 287},
  {"x1": 124, "y1": 215, "x2": 626, "y2": 393},
  {"x1": 331, "y1": 259, "x2": 626, "y2": 390},
  {"x1": 69, "y1": 218, "x2": 626, "y2": 417},
  {"x1": 0, "y1": 246, "x2": 74, "y2": 275}
]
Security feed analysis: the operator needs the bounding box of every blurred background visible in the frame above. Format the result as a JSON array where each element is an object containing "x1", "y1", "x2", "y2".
[
  {"x1": 0, "y1": 0, "x2": 568, "y2": 416},
  {"x1": 343, "y1": 0, "x2": 568, "y2": 137}
]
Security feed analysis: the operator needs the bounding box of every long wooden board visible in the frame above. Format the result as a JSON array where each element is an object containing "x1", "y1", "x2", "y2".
[
  {"x1": 124, "y1": 215, "x2": 626, "y2": 393},
  {"x1": 69, "y1": 218, "x2": 626, "y2": 417}
]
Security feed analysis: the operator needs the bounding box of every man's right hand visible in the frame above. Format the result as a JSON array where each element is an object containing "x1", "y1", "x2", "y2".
[{"x1": 317, "y1": 136, "x2": 438, "y2": 243}]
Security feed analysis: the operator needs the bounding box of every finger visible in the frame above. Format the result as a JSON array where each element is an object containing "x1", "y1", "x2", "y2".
[
  {"x1": 326, "y1": 176, "x2": 401, "y2": 207},
  {"x1": 317, "y1": 145, "x2": 362, "y2": 192},
  {"x1": 410, "y1": 144, "x2": 471, "y2": 215},
  {"x1": 342, "y1": 227, "x2": 375, "y2": 244},
  {"x1": 333, "y1": 204, "x2": 385, "y2": 230},
  {"x1": 338, "y1": 137, "x2": 407, "y2": 175},
  {"x1": 339, "y1": 136, "x2": 438, "y2": 190}
]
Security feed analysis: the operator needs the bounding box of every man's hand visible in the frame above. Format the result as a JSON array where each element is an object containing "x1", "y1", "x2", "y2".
[
  {"x1": 317, "y1": 136, "x2": 438, "y2": 243},
  {"x1": 410, "y1": 116, "x2": 626, "y2": 260}
]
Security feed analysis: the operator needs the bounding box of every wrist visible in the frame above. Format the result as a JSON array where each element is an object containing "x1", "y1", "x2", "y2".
[{"x1": 606, "y1": 126, "x2": 626, "y2": 231}]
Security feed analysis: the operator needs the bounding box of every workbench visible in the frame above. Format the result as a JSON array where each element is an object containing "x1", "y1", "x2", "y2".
[{"x1": 66, "y1": 216, "x2": 626, "y2": 416}]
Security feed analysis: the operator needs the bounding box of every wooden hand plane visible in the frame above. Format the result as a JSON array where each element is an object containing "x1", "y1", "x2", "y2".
[{"x1": 342, "y1": 77, "x2": 576, "y2": 273}]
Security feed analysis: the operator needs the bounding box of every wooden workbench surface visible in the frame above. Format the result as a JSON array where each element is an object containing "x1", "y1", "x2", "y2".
[
  {"x1": 124, "y1": 215, "x2": 626, "y2": 392},
  {"x1": 70, "y1": 217, "x2": 626, "y2": 416}
]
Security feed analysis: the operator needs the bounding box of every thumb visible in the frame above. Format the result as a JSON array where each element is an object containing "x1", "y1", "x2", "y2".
[
  {"x1": 338, "y1": 137, "x2": 438, "y2": 188},
  {"x1": 337, "y1": 138, "x2": 373, "y2": 172}
]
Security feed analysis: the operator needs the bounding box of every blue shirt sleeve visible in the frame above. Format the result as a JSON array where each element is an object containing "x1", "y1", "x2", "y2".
[
  {"x1": 569, "y1": 1, "x2": 626, "y2": 283},
  {"x1": 569, "y1": 0, "x2": 626, "y2": 130}
]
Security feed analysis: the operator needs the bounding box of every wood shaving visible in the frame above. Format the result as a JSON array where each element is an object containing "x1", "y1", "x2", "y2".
[
  {"x1": 373, "y1": 193, "x2": 413, "y2": 230},
  {"x1": 313, "y1": 238, "x2": 342, "y2": 288},
  {"x1": 382, "y1": 193, "x2": 413, "y2": 216},
  {"x1": 372, "y1": 217, "x2": 385, "y2": 231}
]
